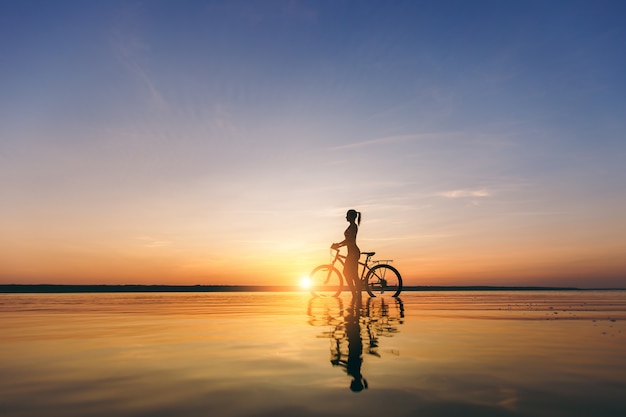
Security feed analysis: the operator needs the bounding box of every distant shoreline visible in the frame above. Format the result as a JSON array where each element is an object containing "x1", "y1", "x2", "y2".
[{"x1": 1, "y1": 284, "x2": 622, "y2": 293}]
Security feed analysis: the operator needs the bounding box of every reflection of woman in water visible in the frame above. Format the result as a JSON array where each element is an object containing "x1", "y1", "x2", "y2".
[
  {"x1": 328, "y1": 305, "x2": 368, "y2": 392},
  {"x1": 345, "y1": 307, "x2": 367, "y2": 392},
  {"x1": 331, "y1": 209, "x2": 361, "y2": 296}
]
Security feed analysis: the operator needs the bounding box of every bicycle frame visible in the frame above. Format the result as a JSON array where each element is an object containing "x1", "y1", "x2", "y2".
[{"x1": 328, "y1": 248, "x2": 377, "y2": 285}]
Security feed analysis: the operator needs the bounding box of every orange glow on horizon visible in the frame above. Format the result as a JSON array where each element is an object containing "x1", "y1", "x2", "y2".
[{"x1": 1, "y1": 238, "x2": 624, "y2": 288}]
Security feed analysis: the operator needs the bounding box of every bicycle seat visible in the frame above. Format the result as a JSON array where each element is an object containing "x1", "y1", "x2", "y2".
[{"x1": 361, "y1": 252, "x2": 375, "y2": 257}]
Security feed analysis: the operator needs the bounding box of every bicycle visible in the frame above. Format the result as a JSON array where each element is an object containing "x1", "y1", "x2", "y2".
[{"x1": 309, "y1": 248, "x2": 403, "y2": 298}]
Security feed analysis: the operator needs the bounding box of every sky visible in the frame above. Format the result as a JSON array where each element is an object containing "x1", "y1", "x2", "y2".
[{"x1": 1, "y1": 0, "x2": 625, "y2": 288}]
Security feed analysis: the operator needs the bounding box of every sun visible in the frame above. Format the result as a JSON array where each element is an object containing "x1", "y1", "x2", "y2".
[{"x1": 299, "y1": 276, "x2": 312, "y2": 289}]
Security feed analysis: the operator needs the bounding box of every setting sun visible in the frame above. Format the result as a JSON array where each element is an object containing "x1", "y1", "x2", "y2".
[{"x1": 299, "y1": 277, "x2": 312, "y2": 289}]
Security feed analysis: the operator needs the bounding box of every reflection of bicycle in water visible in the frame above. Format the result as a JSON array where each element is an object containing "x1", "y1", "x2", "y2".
[
  {"x1": 307, "y1": 296, "x2": 344, "y2": 328},
  {"x1": 308, "y1": 296, "x2": 405, "y2": 392},
  {"x1": 363, "y1": 297, "x2": 405, "y2": 357},
  {"x1": 309, "y1": 248, "x2": 403, "y2": 298}
]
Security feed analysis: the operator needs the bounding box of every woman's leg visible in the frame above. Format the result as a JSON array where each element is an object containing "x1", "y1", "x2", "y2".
[
  {"x1": 344, "y1": 256, "x2": 360, "y2": 295},
  {"x1": 343, "y1": 264, "x2": 356, "y2": 293}
]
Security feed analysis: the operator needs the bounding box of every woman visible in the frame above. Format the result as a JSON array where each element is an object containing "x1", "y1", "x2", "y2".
[{"x1": 331, "y1": 209, "x2": 361, "y2": 295}]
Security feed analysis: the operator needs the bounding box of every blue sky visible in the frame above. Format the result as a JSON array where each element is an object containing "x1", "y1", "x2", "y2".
[{"x1": 1, "y1": 1, "x2": 625, "y2": 287}]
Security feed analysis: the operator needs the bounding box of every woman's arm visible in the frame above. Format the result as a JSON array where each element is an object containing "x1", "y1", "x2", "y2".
[{"x1": 331, "y1": 240, "x2": 345, "y2": 249}]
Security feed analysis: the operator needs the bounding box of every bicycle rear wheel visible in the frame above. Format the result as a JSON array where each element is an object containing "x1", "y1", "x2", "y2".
[
  {"x1": 310, "y1": 264, "x2": 343, "y2": 298},
  {"x1": 365, "y1": 264, "x2": 402, "y2": 297}
]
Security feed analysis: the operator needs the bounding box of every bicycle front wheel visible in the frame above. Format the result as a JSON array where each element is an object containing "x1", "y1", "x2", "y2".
[
  {"x1": 365, "y1": 264, "x2": 402, "y2": 297},
  {"x1": 309, "y1": 264, "x2": 343, "y2": 298}
]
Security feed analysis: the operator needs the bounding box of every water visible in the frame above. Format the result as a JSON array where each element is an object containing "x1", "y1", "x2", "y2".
[{"x1": 1, "y1": 291, "x2": 625, "y2": 417}]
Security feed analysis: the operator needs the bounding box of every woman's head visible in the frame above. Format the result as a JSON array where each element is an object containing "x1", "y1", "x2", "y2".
[{"x1": 346, "y1": 209, "x2": 361, "y2": 225}]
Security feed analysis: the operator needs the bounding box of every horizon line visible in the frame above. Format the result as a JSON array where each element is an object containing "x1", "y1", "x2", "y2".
[{"x1": 1, "y1": 284, "x2": 624, "y2": 293}]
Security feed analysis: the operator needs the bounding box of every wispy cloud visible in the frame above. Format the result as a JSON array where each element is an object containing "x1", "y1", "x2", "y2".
[
  {"x1": 110, "y1": 29, "x2": 167, "y2": 110},
  {"x1": 328, "y1": 131, "x2": 459, "y2": 151},
  {"x1": 437, "y1": 189, "x2": 491, "y2": 198},
  {"x1": 136, "y1": 236, "x2": 172, "y2": 248}
]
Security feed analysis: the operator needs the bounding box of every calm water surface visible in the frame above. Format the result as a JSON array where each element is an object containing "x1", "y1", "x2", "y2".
[{"x1": 1, "y1": 291, "x2": 625, "y2": 417}]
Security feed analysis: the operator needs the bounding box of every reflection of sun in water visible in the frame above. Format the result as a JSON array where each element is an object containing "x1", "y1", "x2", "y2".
[{"x1": 299, "y1": 276, "x2": 311, "y2": 289}]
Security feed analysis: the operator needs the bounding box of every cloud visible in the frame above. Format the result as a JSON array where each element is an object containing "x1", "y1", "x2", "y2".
[
  {"x1": 110, "y1": 28, "x2": 167, "y2": 110},
  {"x1": 136, "y1": 236, "x2": 172, "y2": 248},
  {"x1": 328, "y1": 132, "x2": 459, "y2": 151},
  {"x1": 437, "y1": 189, "x2": 491, "y2": 198}
]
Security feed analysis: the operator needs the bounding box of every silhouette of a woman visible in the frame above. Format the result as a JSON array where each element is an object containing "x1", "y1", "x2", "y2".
[{"x1": 332, "y1": 209, "x2": 361, "y2": 296}]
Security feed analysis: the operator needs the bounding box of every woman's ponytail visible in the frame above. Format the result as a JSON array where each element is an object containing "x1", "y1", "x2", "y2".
[{"x1": 357, "y1": 211, "x2": 361, "y2": 226}]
